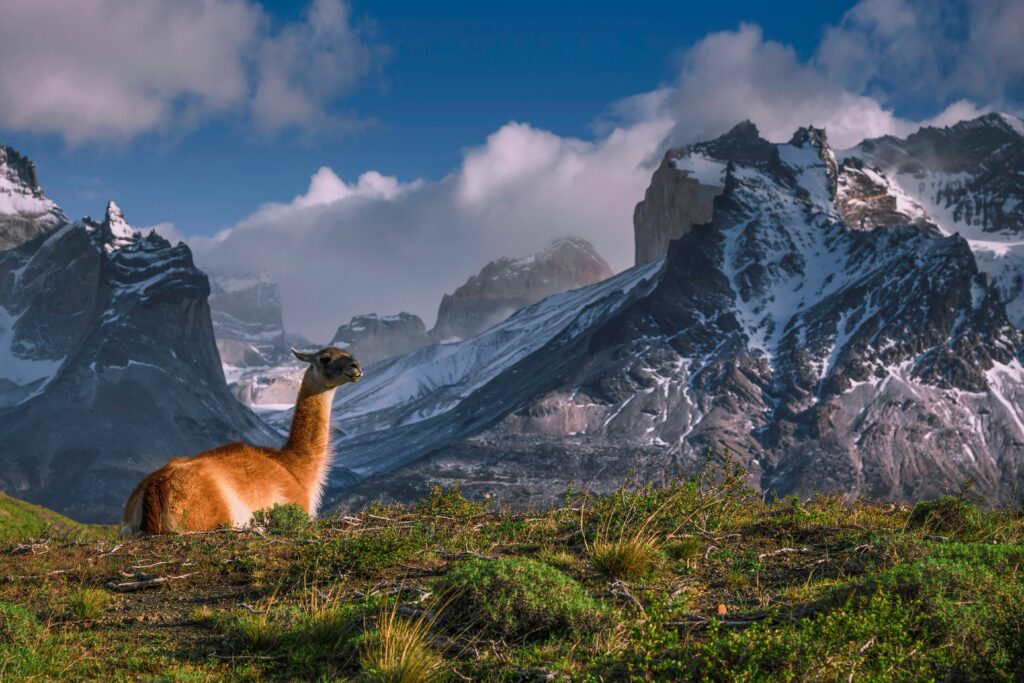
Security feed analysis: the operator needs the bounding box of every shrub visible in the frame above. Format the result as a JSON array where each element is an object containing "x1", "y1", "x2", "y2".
[
  {"x1": 414, "y1": 484, "x2": 486, "y2": 521},
  {"x1": 435, "y1": 557, "x2": 598, "y2": 642},
  {"x1": 307, "y1": 525, "x2": 425, "y2": 578},
  {"x1": 251, "y1": 503, "x2": 310, "y2": 536},
  {"x1": 908, "y1": 495, "x2": 984, "y2": 538}
]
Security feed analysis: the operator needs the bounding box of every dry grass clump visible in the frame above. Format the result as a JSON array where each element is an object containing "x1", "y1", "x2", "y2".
[
  {"x1": 67, "y1": 587, "x2": 110, "y2": 620},
  {"x1": 360, "y1": 599, "x2": 444, "y2": 683}
]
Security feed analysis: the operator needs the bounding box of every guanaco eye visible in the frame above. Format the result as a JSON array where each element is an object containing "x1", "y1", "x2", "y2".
[{"x1": 319, "y1": 355, "x2": 331, "y2": 366}]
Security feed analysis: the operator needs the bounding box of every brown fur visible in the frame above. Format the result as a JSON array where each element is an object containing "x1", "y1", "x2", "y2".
[{"x1": 121, "y1": 348, "x2": 360, "y2": 537}]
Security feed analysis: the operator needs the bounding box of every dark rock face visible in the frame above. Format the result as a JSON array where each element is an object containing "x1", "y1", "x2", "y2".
[
  {"x1": 296, "y1": 116, "x2": 1024, "y2": 510},
  {"x1": 0, "y1": 145, "x2": 66, "y2": 252},
  {"x1": 430, "y1": 237, "x2": 613, "y2": 342},
  {"x1": 331, "y1": 313, "x2": 430, "y2": 366},
  {"x1": 208, "y1": 271, "x2": 288, "y2": 367},
  {"x1": 0, "y1": 196, "x2": 276, "y2": 522},
  {"x1": 849, "y1": 112, "x2": 1024, "y2": 327}
]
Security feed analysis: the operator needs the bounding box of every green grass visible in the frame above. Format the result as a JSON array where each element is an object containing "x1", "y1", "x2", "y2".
[
  {"x1": 0, "y1": 491, "x2": 115, "y2": 542},
  {"x1": 1, "y1": 462, "x2": 1023, "y2": 681}
]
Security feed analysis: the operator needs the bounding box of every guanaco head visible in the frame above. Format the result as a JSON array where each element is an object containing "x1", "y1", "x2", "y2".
[{"x1": 292, "y1": 347, "x2": 362, "y2": 391}]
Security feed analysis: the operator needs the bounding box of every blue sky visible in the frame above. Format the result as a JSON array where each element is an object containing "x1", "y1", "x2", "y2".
[
  {"x1": 1, "y1": 0, "x2": 1021, "y2": 336},
  {"x1": 3, "y1": 1, "x2": 856, "y2": 234}
]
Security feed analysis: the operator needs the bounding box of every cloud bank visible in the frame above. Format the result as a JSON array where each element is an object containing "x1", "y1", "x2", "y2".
[{"x1": 0, "y1": 0, "x2": 383, "y2": 143}]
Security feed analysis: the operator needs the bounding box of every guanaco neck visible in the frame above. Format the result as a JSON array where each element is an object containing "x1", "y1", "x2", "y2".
[{"x1": 280, "y1": 372, "x2": 336, "y2": 500}]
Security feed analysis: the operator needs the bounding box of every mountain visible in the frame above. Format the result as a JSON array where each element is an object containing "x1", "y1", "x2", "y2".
[
  {"x1": 429, "y1": 237, "x2": 614, "y2": 342},
  {"x1": 0, "y1": 161, "x2": 277, "y2": 522},
  {"x1": 0, "y1": 145, "x2": 66, "y2": 252},
  {"x1": 849, "y1": 112, "x2": 1024, "y2": 327},
  {"x1": 331, "y1": 312, "x2": 431, "y2": 366},
  {"x1": 271, "y1": 115, "x2": 1024, "y2": 510},
  {"x1": 208, "y1": 270, "x2": 288, "y2": 367}
]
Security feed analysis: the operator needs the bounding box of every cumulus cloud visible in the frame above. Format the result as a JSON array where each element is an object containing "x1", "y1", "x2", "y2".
[
  {"x1": 252, "y1": 0, "x2": 386, "y2": 133},
  {"x1": 192, "y1": 117, "x2": 671, "y2": 339},
  {"x1": 0, "y1": 0, "x2": 383, "y2": 143},
  {"x1": 818, "y1": 0, "x2": 1024, "y2": 108},
  {"x1": 171, "y1": 1, "x2": 1024, "y2": 339}
]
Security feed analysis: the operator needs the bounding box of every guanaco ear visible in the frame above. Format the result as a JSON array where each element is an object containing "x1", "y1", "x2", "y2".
[{"x1": 291, "y1": 348, "x2": 316, "y2": 363}]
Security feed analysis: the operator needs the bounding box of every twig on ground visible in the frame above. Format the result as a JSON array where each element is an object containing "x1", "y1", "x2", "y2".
[
  {"x1": 3, "y1": 569, "x2": 70, "y2": 582},
  {"x1": 758, "y1": 547, "x2": 811, "y2": 560},
  {"x1": 97, "y1": 543, "x2": 123, "y2": 558},
  {"x1": 608, "y1": 580, "x2": 645, "y2": 613},
  {"x1": 106, "y1": 572, "x2": 198, "y2": 592}
]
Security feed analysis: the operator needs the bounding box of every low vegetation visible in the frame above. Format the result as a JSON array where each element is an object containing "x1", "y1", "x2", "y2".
[
  {"x1": 2, "y1": 458, "x2": 1024, "y2": 681},
  {"x1": 0, "y1": 491, "x2": 114, "y2": 542}
]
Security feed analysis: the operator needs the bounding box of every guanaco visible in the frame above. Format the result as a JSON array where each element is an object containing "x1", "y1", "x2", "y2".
[{"x1": 121, "y1": 347, "x2": 361, "y2": 536}]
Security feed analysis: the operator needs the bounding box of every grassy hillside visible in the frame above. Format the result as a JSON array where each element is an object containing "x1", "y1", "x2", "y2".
[
  {"x1": 0, "y1": 491, "x2": 115, "y2": 543},
  {"x1": 1, "y1": 460, "x2": 1023, "y2": 681}
]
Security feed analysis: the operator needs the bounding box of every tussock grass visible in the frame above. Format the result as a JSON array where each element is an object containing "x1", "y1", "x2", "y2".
[
  {"x1": 360, "y1": 599, "x2": 444, "y2": 683},
  {"x1": 67, "y1": 587, "x2": 109, "y2": 620}
]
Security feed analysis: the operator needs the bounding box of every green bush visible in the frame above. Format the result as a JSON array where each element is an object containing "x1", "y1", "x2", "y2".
[
  {"x1": 414, "y1": 484, "x2": 486, "y2": 521},
  {"x1": 305, "y1": 525, "x2": 425, "y2": 578},
  {"x1": 251, "y1": 503, "x2": 310, "y2": 536},
  {"x1": 908, "y1": 495, "x2": 984, "y2": 538},
  {"x1": 435, "y1": 557, "x2": 598, "y2": 642}
]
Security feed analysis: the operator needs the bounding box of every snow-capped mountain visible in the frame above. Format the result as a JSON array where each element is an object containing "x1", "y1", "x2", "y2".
[
  {"x1": 850, "y1": 112, "x2": 1024, "y2": 326},
  {"x1": 0, "y1": 145, "x2": 66, "y2": 252},
  {"x1": 281, "y1": 115, "x2": 1024, "y2": 509},
  {"x1": 430, "y1": 237, "x2": 614, "y2": 342},
  {"x1": 0, "y1": 161, "x2": 276, "y2": 522}
]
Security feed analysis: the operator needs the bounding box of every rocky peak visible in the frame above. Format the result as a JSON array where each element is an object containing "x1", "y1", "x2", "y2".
[
  {"x1": 332, "y1": 312, "x2": 430, "y2": 366},
  {"x1": 430, "y1": 237, "x2": 613, "y2": 342},
  {"x1": 207, "y1": 270, "x2": 288, "y2": 368},
  {"x1": 0, "y1": 144, "x2": 66, "y2": 252},
  {"x1": 690, "y1": 120, "x2": 776, "y2": 167},
  {"x1": 782, "y1": 125, "x2": 839, "y2": 199},
  {"x1": 0, "y1": 145, "x2": 42, "y2": 193},
  {"x1": 96, "y1": 200, "x2": 138, "y2": 251}
]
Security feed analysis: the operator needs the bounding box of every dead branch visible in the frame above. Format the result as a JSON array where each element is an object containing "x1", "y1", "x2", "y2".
[
  {"x1": 758, "y1": 547, "x2": 811, "y2": 560},
  {"x1": 608, "y1": 580, "x2": 645, "y2": 613},
  {"x1": 106, "y1": 571, "x2": 198, "y2": 592},
  {"x1": 3, "y1": 569, "x2": 69, "y2": 582}
]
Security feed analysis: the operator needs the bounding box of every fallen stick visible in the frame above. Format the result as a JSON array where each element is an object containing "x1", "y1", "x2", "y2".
[
  {"x1": 106, "y1": 571, "x2": 198, "y2": 592},
  {"x1": 3, "y1": 569, "x2": 69, "y2": 581},
  {"x1": 758, "y1": 547, "x2": 811, "y2": 560}
]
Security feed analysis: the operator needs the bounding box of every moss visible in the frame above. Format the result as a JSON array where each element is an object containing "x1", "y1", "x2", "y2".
[{"x1": 435, "y1": 557, "x2": 599, "y2": 642}]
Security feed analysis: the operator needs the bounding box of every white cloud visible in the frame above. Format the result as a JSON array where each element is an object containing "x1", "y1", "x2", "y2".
[
  {"x1": 191, "y1": 116, "x2": 671, "y2": 339},
  {"x1": 818, "y1": 0, "x2": 1024, "y2": 107},
  {"x1": 252, "y1": 0, "x2": 385, "y2": 132},
  {"x1": 0, "y1": 0, "x2": 383, "y2": 143}
]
